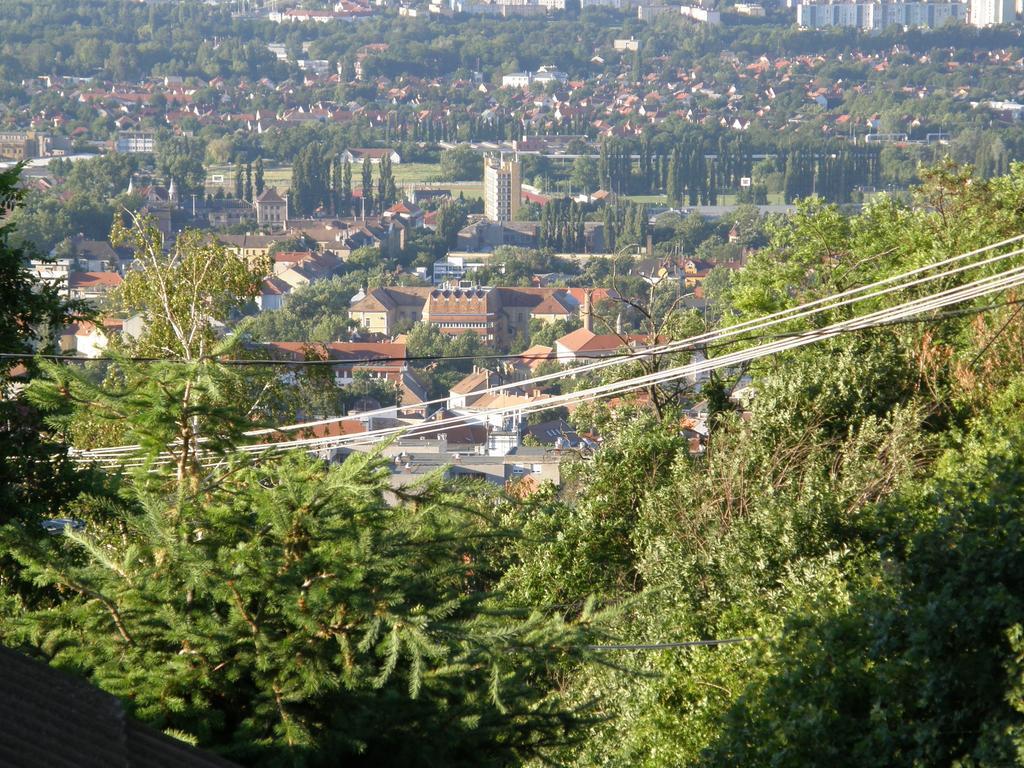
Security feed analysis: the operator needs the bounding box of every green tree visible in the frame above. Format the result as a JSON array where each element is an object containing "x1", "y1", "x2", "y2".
[
  {"x1": 341, "y1": 160, "x2": 353, "y2": 218},
  {"x1": 244, "y1": 161, "x2": 253, "y2": 203},
  {"x1": 254, "y1": 158, "x2": 265, "y2": 197},
  {"x1": 0, "y1": 165, "x2": 88, "y2": 527},
  {"x1": 360, "y1": 160, "x2": 373, "y2": 216},
  {"x1": 433, "y1": 199, "x2": 467, "y2": 251},
  {"x1": 155, "y1": 135, "x2": 206, "y2": 200},
  {"x1": 702, "y1": 380, "x2": 1024, "y2": 767},
  {"x1": 439, "y1": 145, "x2": 481, "y2": 182},
  {"x1": 569, "y1": 156, "x2": 599, "y2": 194}
]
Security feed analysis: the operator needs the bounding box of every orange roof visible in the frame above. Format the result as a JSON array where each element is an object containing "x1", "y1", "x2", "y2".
[
  {"x1": 556, "y1": 327, "x2": 645, "y2": 354},
  {"x1": 518, "y1": 344, "x2": 554, "y2": 371},
  {"x1": 68, "y1": 272, "x2": 123, "y2": 288},
  {"x1": 566, "y1": 287, "x2": 619, "y2": 306}
]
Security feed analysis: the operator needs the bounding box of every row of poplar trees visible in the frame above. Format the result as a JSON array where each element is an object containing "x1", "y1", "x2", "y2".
[
  {"x1": 598, "y1": 135, "x2": 882, "y2": 204},
  {"x1": 290, "y1": 143, "x2": 398, "y2": 218},
  {"x1": 232, "y1": 158, "x2": 265, "y2": 202}
]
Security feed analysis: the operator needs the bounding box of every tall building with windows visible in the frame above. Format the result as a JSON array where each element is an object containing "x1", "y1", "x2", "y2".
[
  {"x1": 970, "y1": 0, "x2": 1014, "y2": 25},
  {"x1": 796, "y1": 0, "x2": 967, "y2": 28},
  {"x1": 483, "y1": 156, "x2": 521, "y2": 223}
]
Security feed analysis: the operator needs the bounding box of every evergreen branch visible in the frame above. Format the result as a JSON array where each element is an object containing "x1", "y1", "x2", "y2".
[{"x1": 59, "y1": 578, "x2": 134, "y2": 646}]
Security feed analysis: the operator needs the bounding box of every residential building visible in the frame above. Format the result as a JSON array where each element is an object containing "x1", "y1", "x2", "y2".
[
  {"x1": 679, "y1": 5, "x2": 722, "y2": 23},
  {"x1": 67, "y1": 271, "x2": 123, "y2": 304},
  {"x1": 275, "y1": 251, "x2": 344, "y2": 291},
  {"x1": 553, "y1": 291, "x2": 645, "y2": 363},
  {"x1": 449, "y1": 368, "x2": 505, "y2": 408},
  {"x1": 432, "y1": 254, "x2": 488, "y2": 285},
  {"x1": 260, "y1": 341, "x2": 409, "y2": 387},
  {"x1": 483, "y1": 156, "x2": 521, "y2": 223},
  {"x1": 368, "y1": 444, "x2": 565, "y2": 490},
  {"x1": 339, "y1": 148, "x2": 402, "y2": 165},
  {"x1": 349, "y1": 285, "x2": 576, "y2": 342},
  {"x1": 254, "y1": 187, "x2": 288, "y2": 231},
  {"x1": 257, "y1": 276, "x2": 290, "y2": 311},
  {"x1": 796, "y1": 0, "x2": 968, "y2": 28},
  {"x1": 0, "y1": 131, "x2": 37, "y2": 161},
  {"x1": 219, "y1": 233, "x2": 289, "y2": 265},
  {"x1": 637, "y1": 3, "x2": 676, "y2": 20},
  {"x1": 554, "y1": 326, "x2": 647, "y2": 363},
  {"x1": 501, "y1": 72, "x2": 534, "y2": 89},
  {"x1": 970, "y1": 0, "x2": 1014, "y2": 24},
  {"x1": 114, "y1": 131, "x2": 156, "y2": 154},
  {"x1": 500, "y1": 66, "x2": 568, "y2": 90},
  {"x1": 59, "y1": 318, "x2": 124, "y2": 359}
]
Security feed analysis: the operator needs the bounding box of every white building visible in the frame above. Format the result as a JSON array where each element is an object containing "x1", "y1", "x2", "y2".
[
  {"x1": 680, "y1": 5, "x2": 722, "y2": 22},
  {"x1": 970, "y1": 0, "x2": 1014, "y2": 24},
  {"x1": 501, "y1": 72, "x2": 533, "y2": 89},
  {"x1": 115, "y1": 131, "x2": 155, "y2": 154},
  {"x1": 796, "y1": 0, "x2": 967, "y2": 28},
  {"x1": 637, "y1": 3, "x2": 675, "y2": 19},
  {"x1": 483, "y1": 156, "x2": 521, "y2": 223},
  {"x1": 432, "y1": 255, "x2": 488, "y2": 285},
  {"x1": 500, "y1": 66, "x2": 568, "y2": 89}
]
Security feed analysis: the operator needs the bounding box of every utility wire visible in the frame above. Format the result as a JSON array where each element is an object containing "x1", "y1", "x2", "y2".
[
  {"x1": 583, "y1": 638, "x2": 750, "y2": 651},
  {"x1": 15, "y1": 234, "x2": 1024, "y2": 369},
  {"x1": 11, "y1": 297, "x2": 1024, "y2": 369},
  {"x1": 65, "y1": 236, "x2": 1024, "y2": 464},
  {"x1": 75, "y1": 271, "x2": 1024, "y2": 465},
  {"x1": 75, "y1": 264, "x2": 1024, "y2": 468}
]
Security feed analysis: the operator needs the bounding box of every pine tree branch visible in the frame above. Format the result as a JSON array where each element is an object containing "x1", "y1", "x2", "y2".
[
  {"x1": 60, "y1": 578, "x2": 134, "y2": 646},
  {"x1": 229, "y1": 581, "x2": 260, "y2": 637}
]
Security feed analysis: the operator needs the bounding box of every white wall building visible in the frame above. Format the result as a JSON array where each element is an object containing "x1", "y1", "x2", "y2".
[
  {"x1": 796, "y1": 0, "x2": 967, "y2": 28},
  {"x1": 115, "y1": 131, "x2": 155, "y2": 154},
  {"x1": 680, "y1": 5, "x2": 722, "y2": 23},
  {"x1": 483, "y1": 157, "x2": 521, "y2": 223},
  {"x1": 970, "y1": 0, "x2": 1014, "y2": 25}
]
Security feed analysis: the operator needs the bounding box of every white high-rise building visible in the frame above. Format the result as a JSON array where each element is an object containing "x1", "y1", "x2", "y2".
[
  {"x1": 796, "y1": 0, "x2": 967, "y2": 28},
  {"x1": 970, "y1": 0, "x2": 1014, "y2": 25},
  {"x1": 484, "y1": 157, "x2": 521, "y2": 223}
]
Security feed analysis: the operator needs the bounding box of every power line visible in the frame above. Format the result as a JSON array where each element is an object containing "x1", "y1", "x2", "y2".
[
  {"x1": 64, "y1": 235, "x2": 1024, "y2": 464},
  {"x1": 15, "y1": 234, "x2": 1024, "y2": 370},
  {"x1": 583, "y1": 638, "x2": 750, "y2": 651},
  {"x1": 11, "y1": 296, "x2": 1024, "y2": 369},
  {"x1": 75, "y1": 262, "x2": 1024, "y2": 468},
  {"x1": 74, "y1": 270, "x2": 1024, "y2": 466}
]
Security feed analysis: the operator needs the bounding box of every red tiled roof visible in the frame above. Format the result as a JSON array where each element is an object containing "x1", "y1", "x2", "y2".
[
  {"x1": 556, "y1": 327, "x2": 645, "y2": 354},
  {"x1": 68, "y1": 271, "x2": 123, "y2": 288}
]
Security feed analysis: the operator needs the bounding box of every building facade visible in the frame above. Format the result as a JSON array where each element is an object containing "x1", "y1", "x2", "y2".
[
  {"x1": 349, "y1": 286, "x2": 576, "y2": 342},
  {"x1": 0, "y1": 131, "x2": 37, "y2": 161},
  {"x1": 483, "y1": 157, "x2": 521, "y2": 223},
  {"x1": 970, "y1": 0, "x2": 1014, "y2": 24},
  {"x1": 796, "y1": 0, "x2": 967, "y2": 28},
  {"x1": 114, "y1": 131, "x2": 156, "y2": 154},
  {"x1": 254, "y1": 188, "x2": 289, "y2": 231}
]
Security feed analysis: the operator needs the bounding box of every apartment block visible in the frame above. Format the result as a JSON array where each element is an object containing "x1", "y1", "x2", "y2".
[
  {"x1": 796, "y1": 0, "x2": 967, "y2": 28},
  {"x1": 483, "y1": 157, "x2": 521, "y2": 223}
]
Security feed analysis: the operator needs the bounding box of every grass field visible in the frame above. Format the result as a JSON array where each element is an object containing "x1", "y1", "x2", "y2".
[
  {"x1": 206, "y1": 162, "x2": 484, "y2": 198},
  {"x1": 207, "y1": 162, "x2": 787, "y2": 208},
  {"x1": 625, "y1": 191, "x2": 786, "y2": 206}
]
